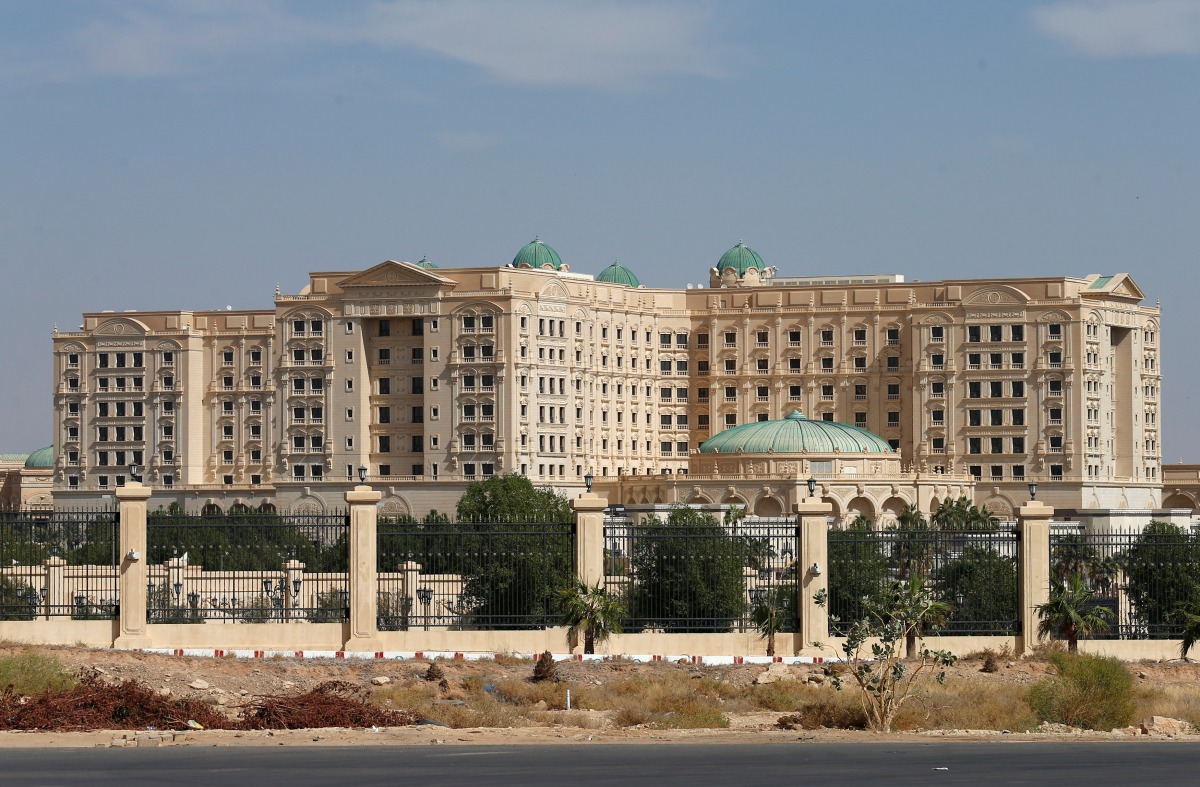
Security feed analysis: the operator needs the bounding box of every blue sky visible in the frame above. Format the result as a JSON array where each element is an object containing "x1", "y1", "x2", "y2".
[{"x1": 2, "y1": 1, "x2": 1199, "y2": 458}]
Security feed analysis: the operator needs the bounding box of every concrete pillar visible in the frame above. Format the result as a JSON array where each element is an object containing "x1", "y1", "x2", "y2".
[
  {"x1": 570, "y1": 493, "x2": 608, "y2": 588},
  {"x1": 1018, "y1": 499, "x2": 1054, "y2": 656},
  {"x1": 283, "y1": 559, "x2": 306, "y2": 621},
  {"x1": 42, "y1": 556, "x2": 66, "y2": 621},
  {"x1": 115, "y1": 482, "x2": 152, "y2": 648},
  {"x1": 345, "y1": 485, "x2": 383, "y2": 650},
  {"x1": 796, "y1": 497, "x2": 833, "y2": 654}
]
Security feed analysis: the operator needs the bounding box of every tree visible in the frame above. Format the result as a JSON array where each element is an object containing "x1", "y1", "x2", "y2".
[
  {"x1": 1035, "y1": 574, "x2": 1114, "y2": 653},
  {"x1": 813, "y1": 582, "x2": 957, "y2": 732},
  {"x1": 933, "y1": 545, "x2": 1019, "y2": 635},
  {"x1": 629, "y1": 506, "x2": 747, "y2": 633},
  {"x1": 890, "y1": 574, "x2": 952, "y2": 659},
  {"x1": 827, "y1": 520, "x2": 890, "y2": 633},
  {"x1": 455, "y1": 474, "x2": 572, "y2": 523},
  {"x1": 751, "y1": 584, "x2": 796, "y2": 657},
  {"x1": 1123, "y1": 521, "x2": 1200, "y2": 636},
  {"x1": 1176, "y1": 603, "x2": 1200, "y2": 661},
  {"x1": 931, "y1": 496, "x2": 999, "y2": 531},
  {"x1": 559, "y1": 581, "x2": 624, "y2": 654}
]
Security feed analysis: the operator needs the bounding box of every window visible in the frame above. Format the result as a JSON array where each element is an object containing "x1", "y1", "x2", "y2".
[
  {"x1": 969, "y1": 409, "x2": 982, "y2": 426},
  {"x1": 991, "y1": 437, "x2": 1004, "y2": 454},
  {"x1": 378, "y1": 319, "x2": 391, "y2": 337},
  {"x1": 989, "y1": 381, "x2": 1003, "y2": 398},
  {"x1": 412, "y1": 378, "x2": 423, "y2": 394},
  {"x1": 377, "y1": 435, "x2": 391, "y2": 453},
  {"x1": 930, "y1": 325, "x2": 945, "y2": 343},
  {"x1": 1010, "y1": 325, "x2": 1024, "y2": 342},
  {"x1": 887, "y1": 411, "x2": 900, "y2": 427},
  {"x1": 378, "y1": 406, "x2": 391, "y2": 424},
  {"x1": 990, "y1": 409, "x2": 1004, "y2": 426},
  {"x1": 1011, "y1": 380, "x2": 1025, "y2": 397},
  {"x1": 988, "y1": 325, "x2": 1002, "y2": 342},
  {"x1": 931, "y1": 381, "x2": 944, "y2": 398},
  {"x1": 887, "y1": 327, "x2": 900, "y2": 345},
  {"x1": 932, "y1": 437, "x2": 944, "y2": 452},
  {"x1": 931, "y1": 353, "x2": 944, "y2": 369},
  {"x1": 223, "y1": 350, "x2": 234, "y2": 365},
  {"x1": 853, "y1": 328, "x2": 867, "y2": 345},
  {"x1": 855, "y1": 412, "x2": 867, "y2": 427},
  {"x1": 854, "y1": 384, "x2": 867, "y2": 400},
  {"x1": 1048, "y1": 323, "x2": 1062, "y2": 338},
  {"x1": 853, "y1": 356, "x2": 867, "y2": 370},
  {"x1": 932, "y1": 409, "x2": 944, "y2": 425},
  {"x1": 1048, "y1": 351, "x2": 1063, "y2": 367},
  {"x1": 820, "y1": 329, "x2": 834, "y2": 345},
  {"x1": 820, "y1": 357, "x2": 834, "y2": 371},
  {"x1": 886, "y1": 356, "x2": 899, "y2": 370},
  {"x1": 1012, "y1": 437, "x2": 1025, "y2": 453},
  {"x1": 969, "y1": 438, "x2": 982, "y2": 454}
]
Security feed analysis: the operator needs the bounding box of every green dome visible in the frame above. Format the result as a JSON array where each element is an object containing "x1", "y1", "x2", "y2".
[
  {"x1": 414, "y1": 256, "x2": 438, "y2": 269},
  {"x1": 511, "y1": 237, "x2": 564, "y2": 270},
  {"x1": 595, "y1": 260, "x2": 640, "y2": 288},
  {"x1": 24, "y1": 446, "x2": 54, "y2": 469},
  {"x1": 716, "y1": 241, "x2": 766, "y2": 276},
  {"x1": 700, "y1": 411, "x2": 894, "y2": 455}
]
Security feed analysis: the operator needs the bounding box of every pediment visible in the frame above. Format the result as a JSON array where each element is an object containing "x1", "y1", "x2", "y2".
[
  {"x1": 338, "y1": 261, "x2": 455, "y2": 289},
  {"x1": 1109, "y1": 274, "x2": 1145, "y2": 301},
  {"x1": 93, "y1": 318, "x2": 148, "y2": 337},
  {"x1": 1082, "y1": 272, "x2": 1145, "y2": 302},
  {"x1": 540, "y1": 280, "x2": 570, "y2": 300},
  {"x1": 963, "y1": 286, "x2": 1030, "y2": 306}
]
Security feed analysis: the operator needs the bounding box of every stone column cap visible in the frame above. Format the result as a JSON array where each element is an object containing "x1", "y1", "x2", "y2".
[
  {"x1": 1018, "y1": 501, "x2": 1055, "y2": 519},
  {"x1": 794, "y1": 499, "x2": 833, "y2": 516},
  {"x1": 570, "y1": 493, "x2": 609, "y2": 512},
  {"x1": 345, "y1": 485, "x2": 382, "y2": 504},
  {"x1": 116, "y1": 482, "x2": 153, "y2": 501}
]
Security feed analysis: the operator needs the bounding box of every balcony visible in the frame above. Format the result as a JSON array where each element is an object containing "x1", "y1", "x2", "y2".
[{"x1": 854, "y1": 394, "x2": 867, "y2": 401}]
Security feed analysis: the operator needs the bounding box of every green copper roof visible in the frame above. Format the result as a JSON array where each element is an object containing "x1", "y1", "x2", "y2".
[
  {"x1": 414, "y1": 256, "x2": 438, "y2": 269},
  {"x1": 511, "y1": 237, "x2": 564, "y2": 270},
  {"x1": 24, "y1": 446, "x2": 54, "y2": 469},
  {"x1": 595, "y1": 260, "x2": 640, "y2": 288},
  {"x1": 700, "y1": 411, "x2": 894, "y2": 455},
  {"x1": 1088, "y1": 275, "x2": 1113, "y2": 289},
  {"x1": 0, "y1": 453, "x2": 31, "y2": 464},
  {"x1": 716, "y1": 241, "x2": 766, "y2": 276}
]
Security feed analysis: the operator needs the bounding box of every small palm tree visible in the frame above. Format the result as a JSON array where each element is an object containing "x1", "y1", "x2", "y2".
[
  {"x1": 1176, "y1": 603, "x2": 1200, "y2": 661},
  {"x1": 751, "y1": 586, "x2": 792, "y2": 657},
  {"x1": 889, "y1": 574, "x2": 953, "y2": 659},
  {"x1": 559, "y1": 581, "x2": 624, "y2": 654},
  {"x1": 1035, "y1": 574, "x2": 1113, "y2": 653}
]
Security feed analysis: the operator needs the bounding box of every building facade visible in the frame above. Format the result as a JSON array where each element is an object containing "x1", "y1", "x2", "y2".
[{"x1": 48, "y1": 241, "x2": 1162, "y2": 519}]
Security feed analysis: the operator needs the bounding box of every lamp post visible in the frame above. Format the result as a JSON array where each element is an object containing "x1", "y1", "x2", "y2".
[
  {"x1": 128, "y1": 463, "x2": 140, "y2": 483},
  {"x1": 806, "y1": 476, "x2": 817, "y2": 500},
  {"x1": 584, "y1": 471, "x2": 594, "y2": 494},
  {"x1": 1028, "y1": 481, "x2": 1038, "y2": 501},
  {"x1": 416, "y1": 586, "x2": 433, "y2": 631},
  {"x1": 358, "y1": 465, "x2": 368, "y2": 484}
]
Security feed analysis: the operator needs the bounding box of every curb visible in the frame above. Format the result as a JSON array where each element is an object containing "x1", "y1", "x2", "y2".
[{"x1": 139, "y1": 648, "x2": 830, "y2": 665}]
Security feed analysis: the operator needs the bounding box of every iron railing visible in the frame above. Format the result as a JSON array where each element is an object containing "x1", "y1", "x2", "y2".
[
  {"x1": 603, "y1": 517, "x2": 797, "y2": 633},
  {"x1": 0, "y1": 507, "x2": 120, "y2": 620},
  {"x1": 145, "y1": 509, "x2": 349, "y2": 623},
  {"x1": 827, "y1": 528, "x2": 1020, "y2": 636},
  {"x1": 1049, "y1": 526, "x2": 1200, "y2": 639},
  {"x1": 376, "y1": 518, "x2": 574, "y2": 630}
]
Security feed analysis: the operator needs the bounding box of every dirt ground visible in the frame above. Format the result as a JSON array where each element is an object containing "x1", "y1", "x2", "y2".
[{"x1": 2, "y1": 644, "x2": 1199, "y2": 748}]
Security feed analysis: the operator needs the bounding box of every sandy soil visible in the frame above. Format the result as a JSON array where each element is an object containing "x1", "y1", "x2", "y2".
[{"x1": 1, "y1": 644, "x2": 1197, "y2": 748}]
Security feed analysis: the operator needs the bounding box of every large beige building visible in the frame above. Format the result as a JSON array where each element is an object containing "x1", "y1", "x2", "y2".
[{"x1": 47, "y1": 240, "x2": 1162, "y2": 519}]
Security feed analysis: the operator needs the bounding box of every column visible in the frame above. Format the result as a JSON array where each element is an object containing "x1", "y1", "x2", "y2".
[
  {"x1": 345, "y1": 484, "x2": 383, "y2": 650},
  {"x1": 1018, "y1": 497, "x2": 1053, "y2": 656},
  {"x1": 42, "y1": 556, "x2": 65, "y2": 621},
  {"x1": 570, "y1": 493, "x2": 608, "y2": 588},
  {"x1": 115, "y1": 482, "x2": 152, "y2": 648},
  {"x1": 796, "y1": 495, "x2": 833, "y2": 654}
]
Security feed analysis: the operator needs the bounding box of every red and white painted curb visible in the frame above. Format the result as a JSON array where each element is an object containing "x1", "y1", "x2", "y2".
[{"x1": 139, "y1": 648, "x2": 830, "y2": 665}]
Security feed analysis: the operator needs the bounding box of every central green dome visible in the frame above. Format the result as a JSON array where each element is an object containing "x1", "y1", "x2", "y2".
[
  {"x1": 511, "y1": 237, "x2": 564, "y2": 270},
  {"x1": 716, "y1": 241, "x2": 766, "y2": 276},
  {"x1": 595, "y1": 260, "x2": 640, "y2": 288},
  {"x1": 414, "y1": 256, "x2": 438, "y2": 269},
  {"x1": 24, "y1": 445, "x2": 54, "y2": 469},
  {"x1": 700, "y1": 411, "x2": 894, "y2": 454}
]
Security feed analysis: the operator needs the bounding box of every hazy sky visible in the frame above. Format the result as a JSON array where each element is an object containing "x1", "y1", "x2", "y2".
[{"x1": 2, "y1": 1, "x2": 1198, "y2": 459}]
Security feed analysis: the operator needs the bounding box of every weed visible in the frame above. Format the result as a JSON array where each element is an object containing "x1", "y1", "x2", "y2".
[
  {"x1": 532, "y1": 651, "x2": 558, "y2": 683},
  {"x1": 778, "y1": 694, "x2": 868, "y2": 730},
  {"x1": 1029, "y1": 653, "x2": 1136, "y2": 730},
  {"x1": 0, "y1": 652, "x2": 75, "y2": 695}
]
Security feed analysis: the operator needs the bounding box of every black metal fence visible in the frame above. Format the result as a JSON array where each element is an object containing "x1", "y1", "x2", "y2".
[
  {"x1": 145, "y1": 509, "x2": 349, "y2": 623},
  {"x1": 1049, "y1": 526, "x2": 1200, "y2": 639},
  {"x1": 827, "y1": 528, "x2": 1021, "y2": 636},
  {"x1": 603, "y1": 515, "x2": 797, "y2": 633},
  {"x1": 0, "y1": 508, "x2": 121, "y2": 620},
  {"x1": 376, "y1": 518, "x2": 574, "y2": 630}
]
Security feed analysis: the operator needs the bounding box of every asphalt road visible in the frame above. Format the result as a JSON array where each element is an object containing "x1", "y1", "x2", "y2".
[{"x1": 4, "y1": 742, "x2": 1197, "y2": 786}]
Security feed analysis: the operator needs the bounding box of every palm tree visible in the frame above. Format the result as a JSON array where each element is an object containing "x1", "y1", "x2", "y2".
[
  {"x1": 751, "y1": 586, "x2": 793, "y2": 657},
  {"x1": 1035, "y1": 574, "x2": 1114, "y2": 653},
  {"x1": 1176, "y1": 603, "x2": 1200, "y2": 661},
  {"x1": 559, "y1": 581, "x2": 624, "y2": 654},
  {"x1": 889, "y1": 574, "x2": 953, "y2": 659}
]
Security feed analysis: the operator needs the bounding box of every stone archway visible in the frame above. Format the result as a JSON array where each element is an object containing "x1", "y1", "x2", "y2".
[
  {"x1": 846, "y1": 496, "x2": 876, "y2": 524},
  {"x1": 200, "y1": 502, "x2": 223, "y2": 516},
  {"x1": 754, "y1": 496, "x2": 784, "y2": 517},
  {"x1": 1164, "y1": 493, "x2": 1197, "y2": 512}
]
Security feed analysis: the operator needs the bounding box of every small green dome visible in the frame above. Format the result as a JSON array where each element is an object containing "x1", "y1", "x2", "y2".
[
  {"x1": 414, "y1": 256, "x2": 438, "y2": 269},
  {"x1": 511, "y1": 237, "x2": 564, "y2": 270},
  {"x1": 595, "y1": 260, "x2": 640, "y2": 288},
  {"x1": 24, "y1": 446, "x2": 54, "y2": 469},
  {"x1": 700, "y1": 411, "x2": 894, "y2": 455},
  {"x1": 716, "y1": 241, "x2": 766, "y2": 276}
]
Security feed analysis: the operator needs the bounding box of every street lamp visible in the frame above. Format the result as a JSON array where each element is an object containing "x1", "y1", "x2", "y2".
[
  {"x1": 416, "y1": 586, "x2": 433, "y2": 631},
  {"x1": 584, "y1": 471, "x2": 594, "y2": 493},
  {"x1": 358, "y1": 465, "x2": 368, "y2": 484},
  {"x1": 806, "y1": 476, "x2": 817, "y2": 499},
  {"x1": 128, "y1": 463, "x2": 140, "y2": 482},
  {"x1": 1028, "y1": 481, "x2": 1038, "y2": 501}
]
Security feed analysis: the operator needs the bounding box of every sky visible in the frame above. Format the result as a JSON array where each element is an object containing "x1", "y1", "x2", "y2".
[{"x1": 1, "y1": 0, "x2": 1198, "y2": 458}]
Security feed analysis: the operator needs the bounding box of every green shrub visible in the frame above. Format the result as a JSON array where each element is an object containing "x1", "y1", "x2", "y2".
[
  {"x1": 0, "y1": 652, "x2": 75, "y2": 695},
  {"x1": 1028, "y1": 652, "x2": 1136, "y2": 730}
]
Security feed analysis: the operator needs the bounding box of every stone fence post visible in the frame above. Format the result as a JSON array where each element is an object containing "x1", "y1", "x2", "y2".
[
  {"x1": 1018, "y1": 498, "x2": 1054, "y2": 656},
  {"x1": 345, "y1": 485, "x2": 382, "y2": 651},
  {"x1": 796, "y1": 496, "x2": 833, "y2": 654},
  {"x1": 570, "y1": 493, "x2": 608, "y2": 588},
  {"x1": 115, "y1": 482, "x2": 152, "y2": 648}
]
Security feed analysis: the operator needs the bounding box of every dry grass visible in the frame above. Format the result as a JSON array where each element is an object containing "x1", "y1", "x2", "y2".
[
  {"x1": 570, "y1": 672, "x2": 731, "y2": 729},
  {"x1": 895, "y1": 679, "x2": 1037, "y2": 732},
  {"x1": 1136, "y1": 685, "x2": 1200, "y2": 729},
  {"x1": 778, "y1": 692, "x2": 868, "y2": 730},
  {"x1": 0, "y1": 652, "x2": 75, "y2": 695}
]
